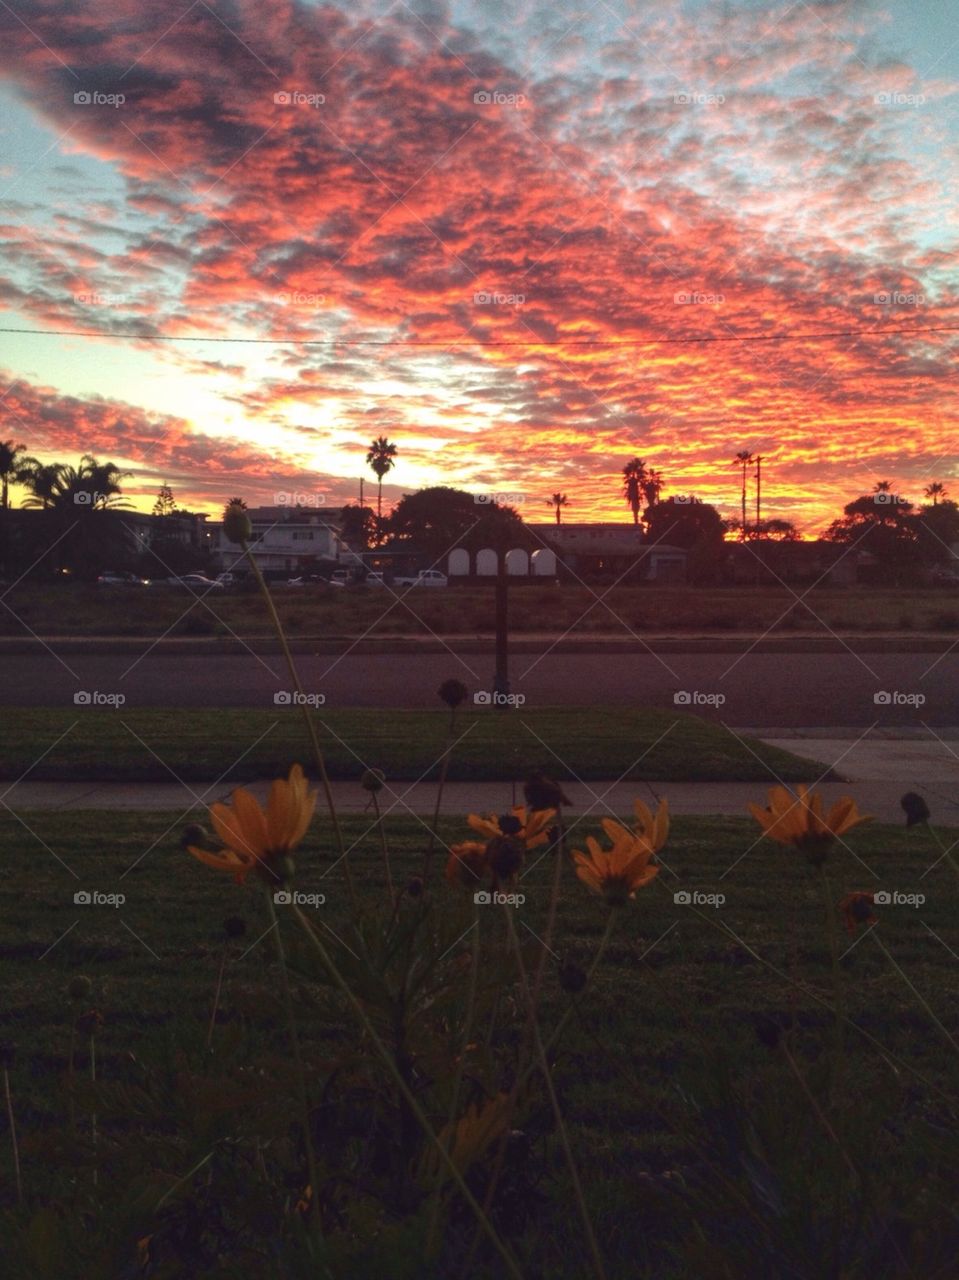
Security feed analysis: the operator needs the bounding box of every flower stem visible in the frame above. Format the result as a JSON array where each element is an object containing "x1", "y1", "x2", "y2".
[
  {"x1": 370, "y1": 789, "x2": 394, "y2": 902},
  {"x1": 422, "y1": 728, "x2": 454, "y2": 884},
  {"x1": 819, "y1": 866, "x2": 844, "y2": 1102},
  {"x1": 244, "y1": 545, "x2": 355, "y2": 906},
  {"x1": 90, "y1": 1035, "x2": 97, "y2": 1188},
  {"x1": 290, "y1": 904, "x2": 522, "y2": 1279},
  {"x1": 503, "y1": 903, "x2": 607, "y2": 1280},
  {"x1": 873, "y1": 932, "x2": 959, "y2": 1059},
  {"x1": 3, "y1": 1067, "x2": 22, "y2": 1207},
  {"x1": 206, "y1": 942, "x2": 228, "y2": 1053},
  {"x1": 425, "y1": 899, "x2": 481, "y2": 1257},
  {"x1": 266, "y1": 890, "x2": 322, "y2": 1231}
]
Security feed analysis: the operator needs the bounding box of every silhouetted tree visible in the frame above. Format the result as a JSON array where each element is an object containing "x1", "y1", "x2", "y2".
[
  {"x1": 152, "y1": 484, "x2": 177, "y2": 518},
  {"x1": 387, "y1": 486, "x2": 528, "y2": 560},
  {"x1": 339, "y1": 503, "x2": 377, "y2": 550},
  {"x1": 366, "y1": 436, "x2": 397, "y2": 521},
  {"x1": 546, "y1": 492, "x2": 570, "y2": 525},
  {"x1": 642, "y1": 468, "x2": 664, "y2": 510},
  {"x1": 732, "y1": 451, "x2": 754, "y2": 540},
  {"x1": 622, "y1": 458, "x2": 647, "y2": 525},
  {"x1": 644, "y1": 497, "x2": 726, "y2": 584}
]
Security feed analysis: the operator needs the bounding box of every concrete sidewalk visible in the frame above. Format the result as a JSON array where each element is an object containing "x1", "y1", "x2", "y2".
[{"x1": 3, "y1": 734, "x2": 957, "y2": 824}]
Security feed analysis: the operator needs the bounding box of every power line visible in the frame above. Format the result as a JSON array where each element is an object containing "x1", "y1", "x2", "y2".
[{"x1": 1, "y1": 323, "x2": 959, "y2": 347}]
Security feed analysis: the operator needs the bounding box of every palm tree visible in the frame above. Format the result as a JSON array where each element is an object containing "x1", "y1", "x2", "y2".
[
  {"x1": 0, "y1": 440, "x2": 28, "y2": 509},
  {"x1": 365, "y1": 436, "x2": 397, "y2": 521},
  {"x1": 925, "y1": 482, "x2": 947, "y2": 506},
  {"x1": 732, "y1": 451, "x2": 754, "y2": 540},
  {"x1": 642, "y1": 468, "x2": 664, "y2": 510},
  {"x1": 546, "y1": 492, "x2": 570, "y2": 525},
  {"x1": 20, "y1": 459, "x2": 65, "y2": 509},
  {"x1": 873, "y1": 480, "x2": 892, "y2": 494},
  {"x1": 622, "y1": 457, "x2": 647, "y2": 525}
]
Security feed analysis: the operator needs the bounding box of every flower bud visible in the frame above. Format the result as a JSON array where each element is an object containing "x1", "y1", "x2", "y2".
[
  {"x1": 361, "y1": 768, "x2": 386, "y2": 793},
  {"x1": 438, "y1": 678, "x2": 468, "y2": 709},
  {"x1": 900, "y1": 792, "x2": 930, "y2": 827},
  {"x1": 558, "y1": 963, "x2": 587, "y2": 994},
  {"x1": 180, "y1": 823, "x2": 209, "y2": 850},
  {"x1": 68, "y1": 975, "x2": 93, "y2": 1002},
  {"x1": 486, "y1": 834, "x2": 524, "y2": 883},
  {"x1": 223, "y1": 498, "x2": 252, "y2": 544}
]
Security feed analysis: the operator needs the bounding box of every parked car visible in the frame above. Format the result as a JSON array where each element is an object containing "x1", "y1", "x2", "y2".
[
  {"x1": 168, "y1": 574, "x2": 224, "y2": 591},
  {"x1": 97, "y1": 571, "x2": 147, "y2": 586},
  {"x1": 328, "y1": 568, "x2": 351, "y2": 587},
  {"x1": 286, "y1": 574, "x2": 327, "y2": 587},
  {"x1": 393, "y1": 569, "x2": 448, "y2": 588},
  {"x1": 364, "y1": 572, "x2": 387, "y2": 588}
]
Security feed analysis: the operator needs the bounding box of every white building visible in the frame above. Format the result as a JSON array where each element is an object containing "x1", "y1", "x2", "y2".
[{"x1": 211, "y1": 505, "x2": 345, "y2": 576}]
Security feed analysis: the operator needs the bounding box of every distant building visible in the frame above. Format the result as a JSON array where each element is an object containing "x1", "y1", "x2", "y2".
[
  {"x1": 123, "y1": 510, "x2": 212, "y2": 558},
  {"x1": 209, "y1": 505, "x2": 345, "y2": 576},
  {"x1": 724, "y1": 540, "x2": 871, "y2": 586},
  {"x1": 523, "y1": 523, "x2": 687, "y2": 582}
]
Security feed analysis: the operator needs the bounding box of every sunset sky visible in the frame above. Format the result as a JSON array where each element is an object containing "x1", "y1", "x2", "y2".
[{"x1": 1, "y1": 0, "x2": 958, "y2": 533}]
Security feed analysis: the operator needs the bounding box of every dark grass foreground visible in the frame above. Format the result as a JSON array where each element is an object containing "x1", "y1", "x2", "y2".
[
  {"x1": 0, "y1": 810, "x2": 957, "y2": 1278},
  {"x1": 0, "y1": 707, "x2": 824, "y2": 783}
]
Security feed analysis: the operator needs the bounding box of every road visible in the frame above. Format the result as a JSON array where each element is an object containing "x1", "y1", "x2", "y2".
[{"x1": 1, "y1": 647, "x2": 956, "y2": 727}]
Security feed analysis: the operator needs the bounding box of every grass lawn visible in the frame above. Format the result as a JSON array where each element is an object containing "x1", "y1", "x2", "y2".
[
  {"x1": 2, "y1": 581, "x2": 958, "y2": 639},
  {"x1": 0, "y1": 706, "x2": 826, "y2": 783},
  {"x1": 0, "y1": 810, "x2": 956, "y2": 1277}
]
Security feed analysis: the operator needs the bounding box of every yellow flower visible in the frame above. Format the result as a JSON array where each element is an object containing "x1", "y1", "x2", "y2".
[
  {"x1": 748, "y1": 785, "x2": 870, "y2": 865},
  {"x1": 467, "y1": 805, "x2": 555, "y2": 849},
  {"x1": 186, "y1": 765, "x2": 316, "y2": 884},
  {"x1": 446, "y1": 841, "x2": 488, "y2": 888},
  {"x1": 573, "y1": 825, "x2": 661, "y2": 907},
  {"x1": 418, "y1": 1093, "x2": 511, "y2": 1186}
]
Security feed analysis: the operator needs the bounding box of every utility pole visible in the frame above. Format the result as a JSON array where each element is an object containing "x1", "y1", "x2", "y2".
[
  {"x1": 359, "y1": 476, "x2": 364, "y2": 508},
  {"x1": 493, "y1": 548, "x2": 510, "y2": 706},
  {"x1": 754, "y1": 456, "x2": 763, "y2": 533}
]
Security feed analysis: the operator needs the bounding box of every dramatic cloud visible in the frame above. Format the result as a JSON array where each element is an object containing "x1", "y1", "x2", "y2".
[{"x1": 1, "y1": 0, "x2": 957, "y2": 526}]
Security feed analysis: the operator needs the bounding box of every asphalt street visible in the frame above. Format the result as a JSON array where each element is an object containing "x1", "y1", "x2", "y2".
[{"x1": 1, "y1": 647, "x2": 955, "y2": 727}]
